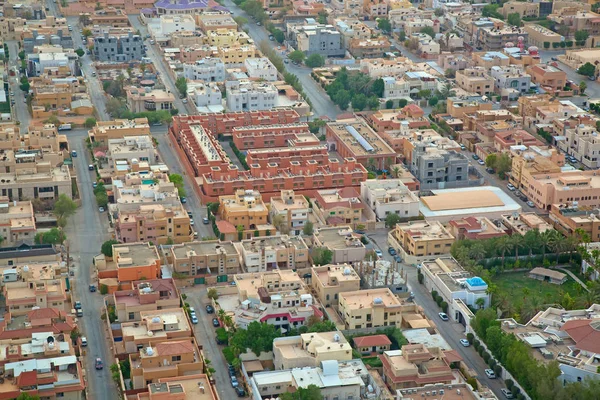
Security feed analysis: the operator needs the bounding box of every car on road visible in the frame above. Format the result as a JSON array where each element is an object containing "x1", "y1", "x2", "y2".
[
  {"x1": 388, "y1": 247, "x2": 396, "y2": 255},
  {"x1": 231, "y1": 376, "x2": 239, "y2": 387},
  {"x1": 190, "y1": 219, "x2": 194, "y2": 226},
  {"x1": 206, "y1": 305, "x2": 214, "y2": 314},
  {"x1": 527, "y1": 200, "x2": 535, "y2": 207},
  {"x1": 93, "y1": 182, "x2": 97, "y2": 189},
  {"x1": 486, "y1": 167, "x2": 495, "y2": 174},
  {"x1": 95, "y1": 358, "x2": 103, "y2": 370},
  {"x1": 191, "y1": 315, "x2": 198, "y2": 324},
  {"x1": 459, "y1": 144, "x2": 466, "y2": 150},
  {"x1": 89, "y1": 285, "x2": 96, "y2": 292},
  {"x1": 459, "y1": 339, "x2": 470, "y2": 347},
  {"x1": 80, "y1": 337, "x2": 88, "y2": 347},
  {"x1": 514, "y1": 190, "x2": 523, "y2": 198},
  {"x1": 477, "y1": 159, "x2": 485, "y2": 165},
  {"x1": 187, "y1": 211, "x2": 193, "y2": 217},
  {"x1": 506, "y1": 183, "x2": 516, "y2": 191},
  {"x1": 88, "y1": 164, "x2": 94, "y2": 171},
  {"x1": 551, "y1": 57, "x2": 558, "y2": 61},
  {"x1": 91, "y1": 71, "x2": 96, "y2": 77},
  {"x1": 500, "y1": 388, "x2": 514, "y2": 398},
  {"x1": 484, "y1": 369, "x2": 496, "y2": 379},
  {"x1": 71, "y1": 150, "x2": 77, "y2": 157},
  {"x1": 74, "y1": 301, "x2": 82, "y2": 310},
  {"x1": 182, "y1": 99, "x2": 188, "y2": 104},
  {"x1": 284, "y1": 59, "x2": 289, "y2": 63},
  {"x1": 374, "y1": 249, "x2": 383, "y2": 258},
  {"x1": 438, "y1": 312, "x2": 449, "y2": 321},
  {"x1": 472, "y1": 154, "x2": 479, "y2": 160},
  {"x1": 235, "y1": 386, "x2": 246, "y2": 397},
  {"x1": 203, "y1": 217, "x2": 209, "y2": 224},
  {"x1": 394, "y1": 255, "x2": 402, "y2": 263},
  {"x1": 180, "y1": 196, "x2": 187, "y2": 203},
  {"x1": 212, "y1": 318, "x2": 220, "y2": 327},
  {"x1": 98, "y1": 207, "x2": 105, "y2": 213},
  {"x1": 292, "y1": 61, "x2": 299, "y2": 65},
  {"x1": 589, "y1": 76, "x2": 596, "y2": 81},
  {"x1": 228, "y1": 364, "x2": 236, "y2": 376}
]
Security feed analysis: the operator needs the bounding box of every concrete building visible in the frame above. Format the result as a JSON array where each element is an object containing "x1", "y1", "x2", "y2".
[
  {"x1": 107, "y1": 136, "x2": 157, "y2": 165},
  {"x1": 218, "y1": 189, "x2": 271, "y2": 239},
  {"x1": 476, "y1": 26, "x2": 528, "y2": 51},
  {"x1": 509, "y1": 145, "x2": 564, "y2": 190},
  {"x1": 115, "y1": 204, "x2": 192, "y2": 245},
  {"x1": 490, "y1": 65, "x2": 532, "y2": 98},
  {"x1": 448, "y1": 216, "x2": 506, "y2": 241},
  {"x1": 353, "y1": 335, "x2": 391, "y2": 355},
  {"x1": 455, "y1": 67, "x2": 494, "y2": 96},
  {"x1": 325, "y1": 118, "x2": 396, "y2": 170},
  {"x1": 348, "y1": 37, "x2": 391, "y2": 59},
  {"x1": 0, "y1": 163, "x2": 72, "y2": 201},
  {"x1": 181, "y1": 58, "x2": 226, "y2": 82},
  {"x1": 232, "y1": 123, "x2": 313, "y2": 150},
  {"x1": 273, "y1": 331, "x2": 353, "y2": 370},
  {"x1": 113, "y1": 279, "x2": 180, "y2": 322},
  {"x1": 4, "y1": 279, "x2": 67, "y2": 317},
  {"x1": 312, "y1": 226, "x2": 367, "y2": 265},
  {"x1": 502, "y1": 212, "x2": 553, "y2": 236},
  {"x1": 244, "y1": 58, "x2": 277, "y2": 81},
  {"x1": 169, "y1": 240, "x2": 240, "y2": 277},
  {"x1": 389, "y1": 220, "x2": 455, "y2": 264},
  {"x1": 268, "y1": 190, "x2": 310, "y2": 236},
  {"x1": 240, "y1": 235, "x2": 309, "y2": 272},
  {"x1": 188, "y1": 81, "x2": 222, "y2": 111},
  {"x1": 311, "y1": 264, "x2": 361, "y2": 308},
  {"x1": 225, "y1": 80, "x2": 277, "y2": 112},
  {"x1": 410, "y1": 145, "x2": 469, "y2": 190},
  {"x1": 126, "y1": 86, "x2": 175, "y2": 114},
  {"x1": 501, "y1": 1, "x2": 539, "y2": 18},
  {"x1": 524, "y1": 23, "x2": 564, "y2": 48},
  {"x1": 360, "y1": 179, "x2": 420, "y2": 220},
  {"x1": 526, "y1": 64, "x2": 567, "y2": 95},
  {"x1": 0, "y1": 199, "x2": 36, "y2": 246},
  {"x1": 557, "y1": 124, "x2": 600, "y2": 169},
  {"x1": 93, "y1": 32, "x2": 143, "y2": 62},
  {"x1": 137, "y1": 374, "x2": 218, "y2": 400},
  {"x1": 313, "y1": 188, "x2": 365, "y2": 227},
  {"x1": 290, "y1": 21, "x2": 345, "y2": 57},
  {"x1": 154, "y1": 0, "x2": 211, "y2": 15},
  {"x1": 88, "y1": 118, "x2": 150, "y2": 146},
  {"x1": 549, "y1": 203, "x2": 600, "y2": 239},
  {"x1": 112, "y1": 242, "x2": 161, "y2": 283},
  {"x1": 521, "y1": 170, "x2": 600, "y2": 211},
  {"x1": 338, "y1": 288, "x2": 404, "y2": 329}
]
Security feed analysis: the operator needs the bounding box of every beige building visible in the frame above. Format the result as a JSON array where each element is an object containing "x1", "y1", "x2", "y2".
[
  {"x1": 138, "y1": 374, "x2": 218, "y2": 400},
  {"x1": 269, "y1": 190, "x2": 310, "y2": 236},
  {"x1": 169, "y1": 240, "x2": 241, "y2": 277},
  {"x1": 126, "y1": 87, "x2": 176, "y2": 114},
  {"x1": 501, "y1": 1, "x2": 539, "y2": 18},
  {"x1": 389, "y1": 220, "x2": 455, "y2": 263},
  {"x1": 0, "y1": 199, "x2": 36, "y2": 246},
  {"x1": 312, "y1": 226, "x2": 367, "y2": 265},
  {"x1": 116, "y1": 204, "x2": 193, "y2": 245},
  {"x1": 311, "y1": 264, "x2": 361, "y2": 307},
  {"x1": 113, "y1": 279, "x2": 180, "y2": 322},
  {"x1": 455, "y1": 67, "x2": 494, "y2": 96},
  {"x1": 0, "y1": 163, "x2": 73, "y2": 201},
  {"x1": 522, "y1": 170, "x2": 600, "y2": 211},
  {"x1": 524, "y1": 24, "x2": 564, "y2": 48},
  {"x1": 510, "y1": 146, "x2": 564, "y2": 190},
  {"x1": 4, "y1": 279, "x2": 67, "y2": 316},
  {"x1": 218, "y1": 189, "x2": 271, "y2": 239},
  {"x1": 240, "y1": 235, "x2": 309, "y2": 272},
  {"x1": 502, "y1": 212, "x2": 553, "y2": 235},
  {"x1": 557, "y1": 124, "x2": 600, "y2": 169},
  {"x1": 338, "y1": 288, "x2": 404, "y2": 329},
  {"x1": 272, "y1": 331, "x2": 352, "y2": 370},
  {"x1": 89, "y1": 118, "x2": 151, "y2": 145}
]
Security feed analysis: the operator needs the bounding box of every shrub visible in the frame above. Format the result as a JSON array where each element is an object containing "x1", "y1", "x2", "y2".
[
  {"x1": 441, "y1": 301, "x2": 448, "y2": 313},
  {"x1": 483, "y1": 352, "x2": 491, "y2": 363},
  {"x1": 466, "y1": 333, "x2": 474, "y2": 344},
  {"x1": 505, "y1": 379, "x2": 514, "y2": 390},
  {"x1": 512, "y1": 387, "x2": 520, "y2": 396},
  {"x1": 431, "y1": 290, "x2": 438, "y2": 300},
  {"x1": 466, "y1": 377, "x2": 478, "y2": 390},
  {"x1": 493, "y1": 364, "x2": 502, "y2": 377}
]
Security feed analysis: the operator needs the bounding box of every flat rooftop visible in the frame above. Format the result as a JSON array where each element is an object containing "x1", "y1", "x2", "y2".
[
  {"x1": 396, "y1": 220, "x2": 454, "y2": 241},
  {"x1": 312, "y1": 264, "x2": 360, "y2": 287},
  {"x1": 234, "y1": 269, "x2": 305, "y2": 299},
  {"x1": 241, "y1": 235, "x2": 308, "y2": 252},
  {"x1": 340, "y1": 288, "x2": 402, "y2": 309},
  {"x1": 327, "y1": 119, "x2": 395, "y2": 157},
  {"x1": 314, "y1": 226, "x2": 365, "y2": 250},
  {"x1": 171, "y1": 240, "x2": 238, "y2": 259},
  {"x1": 114, "y1": 243, "x2": 160, "y2": 268}
]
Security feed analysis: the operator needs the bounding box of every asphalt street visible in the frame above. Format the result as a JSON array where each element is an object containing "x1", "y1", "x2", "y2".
[{"x1": 6, "y1": 41, "x2": 31, "y2": 127}]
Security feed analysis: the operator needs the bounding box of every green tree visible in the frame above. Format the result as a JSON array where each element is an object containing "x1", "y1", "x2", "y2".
[
  {"x1": 445, "y1": 68, "x2": 456, "y2": 78},
  {"x1": 84, "y1": 117, "x2": 97, "y2": 128},
  {"x1": 280, "y1": 384, "x2": 322, "y2": 400},
  {"x1": 398, "y1": 98, "x2": 408, "y2": 108},
  {"x1": 302, "y1": 221, "x2": 314, "y2": 236},
  {"x1": 420, "y1": 26, "x2": 435, "y2": 38},
  {"x1": 312, "y1": 247, "x2": 333, "y2": 266},
  {"x1": 305, "y1": 53, "x2": 325, "y2": 68},
  {"x1": 207, "y1": 288, "x2": 219, "y2": 300},
  {"x1": 233, "y1": 16, "x2": 248, "y2": 28},
  {"x1": 351, "y1": 93, "x2": 367, "y2": 111},
  {"x1": 371, "y1": 78, "x2": 385, "y2": 97},
  {"x1": 168, "y1": 173, "x2": 186, "y2": 197},
  {"x1": 230, "y1": 321, "x2": 280, "y2": 356},
  {"x1": 385, "y1": 213, "x2": 402, "y2": 228},
  {"x1": 18, "y1": 50, "x2": 25, "y2": 60},
  {"x1": 377, "y1": 18, "x2": 392, "y2": 33},
  {"x1": 288, "y1": 50, "x2": 306, "y2": 64},
  {"x1": 580, "y1": 81, "x2": 587, "y2": 94},
  {"x1": 333, "y1": 89, "x2": 351, "y2": 110},
  {"x1": 434, "y1": 8, "x2": 444, "y2": 17},
  {"x1": 175, "y1": 77, "x2": 187, "y2": 98},
  {"x1": 398, "y1": 31, "x2": 406, "y2": 41},
  {"x1": 95, "y1": 192, "x2": 108, "y2": 208},
  {"x1": 101, "y1": 240, "x2": 119, "y2": 257},
  {"x1": 575, "y1": 30, "x2": 590, "y2": 43},
  {"x1": 578, "y1": 62, "x2": 596, "y2": 77},
  {"x1": 82, "y1": 28, "x2": 92, "y2": 37},
  {"x1": 385, "y1": 99, "x2": 394, "y2": 109},
  {"x1": 53, "y1": 194, "x2": 77, "y2": 228},
  {"x1": 367, "y1": 96, "x2": 380, "y2": 110},
  {"x1": 35, "y1": 228, "x2": 66, "y2": 245},
  {"x1": 272, "y1": 28, "x2": 285, "y2": 43},
  {"x1": 16, "y1": 394, "x2": 41, "y2": 400},
  {"x1": 507, "y1": 12, "x2": 521, "y2": 27},
  {"x1": 75, "y1": 48, "x2": 85, "y2": 57},
  {"x1": 428, "y1": 96, "x2": 439, "y2": 106},
  {"x1": 317, "y1": 10, "x2": 328, "y2": 24},
  {"x1": 485, "y1": 153, "x2": 497, "y2": 169},
  {"x1": 495, "y1": 153, "x2": 512, "y2": 179}
]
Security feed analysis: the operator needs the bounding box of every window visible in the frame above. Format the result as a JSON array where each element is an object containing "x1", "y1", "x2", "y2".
[
  {"x1": 129, "y1": 312, "x2": 135, "y2": 320},
  {"x1": 172, "y1": 355, "x2": 181, "y2": 362}
]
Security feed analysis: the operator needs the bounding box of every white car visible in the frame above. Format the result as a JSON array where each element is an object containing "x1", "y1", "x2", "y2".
[
  {"x1": 459, "y1": 339, "x2": 470, "y2": 347},
  {"x1": 438, "y1": 312, "x2": 449, "y2": 321},
  {"x1": 500, "y1": 388, "x2": 514, "y2": 399},
  {"x1": 484, "y1": 369, "x2": 496, "y2": 379},
  {"x1": 506, "y1": 183, "x2": 516, "y2": 191}
]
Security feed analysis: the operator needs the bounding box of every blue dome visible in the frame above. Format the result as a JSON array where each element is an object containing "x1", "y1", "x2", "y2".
[{"x1": 466, "y1": 277, "x2": 487, "y2": 286}]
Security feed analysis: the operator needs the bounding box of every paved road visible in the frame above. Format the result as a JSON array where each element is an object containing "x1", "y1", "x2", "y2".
[
  {"x1": 65, "y1": 129, "x2": 116, "y2": 400},
  {"x1": 221, "y1": 0, "x2": 340, "y2": 120},
  {"x1": 367, "y1": 231, "x2": 507, "y2": 398},
  {"x1": 6, "y1": 41, "x2": 31, "y2": 128},
  {"x1": 182, "y1": 286, "x2": 240, "y2": 399}
]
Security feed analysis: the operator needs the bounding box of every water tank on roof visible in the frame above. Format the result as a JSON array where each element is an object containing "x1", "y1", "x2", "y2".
[
  {"x1": 373, "y1": 297, "x2": 383, "y2": 304},
  {"x1": 152, "y1": 317, "x2": 161, "y2": 323},
  {"x1": 23, "y1": 265, "x2": 29, "y2": 272},
  {"x1": 146, "y1": 347, "x2": 154, "y2": 356},
  {"x1": 343, "y1": 267, "x2": 352, "y2": 275}
]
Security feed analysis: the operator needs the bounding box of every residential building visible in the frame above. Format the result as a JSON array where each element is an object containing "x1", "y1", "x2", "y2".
[
  {"x1": 501, "y1": 1, "x2": 539, "y2": 18},
  {"x1": 204, "y1": 29, "x2": 251, "y2": 47},
  {"x1": 416, "y1": 33, "x2": 441, "y2": 56},
  {"x1": 526, "y1": 63, "x2": 567, "y2": 94},
  {"x1": 181, "y1": 58, "x2": 226, "y2": 82},
  {"x1": 490, "y1": 65, "x2": 532, "y2": 98},
  {"x1": 389, "y1": 220, "x2": 455, "y2": 263},
  {"x1": 472, "y1": 51, "x2": 511, "y2": 69},
  {"x1": 0, "y1": 307, "x2": 75, "y2": 340},
  {"x1": 233, "y1": 269, "x2": 319, "y2": 330},
  {"x1": 169, "y1": 240, "x2": 240, "y2": 277},
  {"x1": 476, "y1": 26, "x2": 529, "y2": 51},
  {"x1": 446, "y1": 96, "x2": 493, "y2": 119},
  {"x1": 232, "y1": 123, "x2": 313, "y2": 150},
  {"x1": 1, "y1": 262, "x2": 66, "y2": 286},
  {"x1": 273, "y1": 332, "x2": 353, "y2": 370},
  {"x1": 348, "y1": 37, "x2": 391, "y2": 59},
  {"x1": 410, "y1": 145, "x2": 469, "y2": 190},
  {"x1": 107, "y1": 135, "x2": 157, "y2": 165},
  {"x1": 364, "y1": 0, "x2": 388, "y2": 18},
  {"x1": 126, "y1": 86, "x2": 175, "y2": 114},
  {"x1": 93, "y1": 32, "x2": 143, "y2": 62},
  {"x1": 269, "y1": 190, "x2": 310, "y2": 236},
  {"x1": 521, "y1": 170, "x2": 600, "y2": 210},
  {"x1": 0, "y1": 330, "x2": 75, "y2": 370},
  {"x1": 312, "y1": 226, "x2": 367, "y2": 265},
  {"x1": 88, "y1": 118, "x2": 150, "y2": 145},
  {"x1": 325, "y1": 118, "x2": 396, "y2": 170},
  {"x1": 87, "y1": 7, "x2": 130, "y2": 27},
  {"x1": 244, "y1": 58, "x2": 277, "y2": 81},
  {"x1": 115, "y1": 204, "x2": 193, "y2": 245},
  {"x1": 112, "y1": 242, "x2": 161, "y2": 283},
  {"x1": 360, "y1": 179, "x2": 420, "y2": 220},
  {"x1": 557, "y1": 124, "x2": 600, "y2": 169},
  {"x1": 455, "y1": 67, "x2": 494, "y2": 96},
  {"x1": 129, "y1": 338, "x2": 203, "y2": 389},
  {"x1": 335, "y1": 18, "x2": 372, "y2": 45},
  {"x1": 154, "y1": 0, "x2": 211, "y2": 15},
  {"x1": 353, "y1": 335, "x2": 392, "y2": 355},
  {"x1": 249, "y1": 360, "x2": 381, "y2": 400},
  {"x1": 113, "y1": 279, "x2": 180, "y2": 323},
  {"x1": 509, "y1": 145, "x2": 564, "y2": 189},
  {"x1": 197, "y1": 13, "x2": 237, "y2": 31},
  {"x1": 4, "y1": 279, "x2": 67, "y2": 316},
  {"x1": 379, "y1": 345, "x2": 458, "y2": 390},
  {"x1": 246, "y1": 145, "x2": 326, "y2": 170},
  {"x1": 0, "y1": 199, "x2": 36, "y2": 246},
  {"x1": 524, "y1": 23, "x2": 564, "y2": 48},
  {"x1": 152, "y1": 15, "x2": 196, "y2": 41},
  {"x1": 311, "y1": 264, "x2": 361, "y2": 307},
  {"x1": 240, "y1": 235, "x2": 309, "y2": 272},
  {"x1": 225, "y1": 80, "x2": 277, "y2": 112},
  {"x1": 188, "y1": 81, "x2": 222, "y2": 111},
  {"x1": 218, "y1": 189, "x2": 271, "y2": 238},
  {"x1": 26, "y1": 49, "x2": 79, "y2": 77},
  {"x1": 0, "y1": 244, "x2": 61, "y2": 268},
  {"x1": 290, "y1": 22, "x2": 345, "y2": 57},
  {"x1": 338, "y1": 288, "x2": 404, "y2": 329},
  {"x1": 502, "y1": 212, "x2": 553, "y2": 235},
  {"x1": 136, "y1": 374, "x2": 218, "y2": 400},
  {"x1": 0, "y1": 163, "x2": 72, "y2": 201},
  {"x1": 448, "y1": 216, "x2": 506, "y2": 241},
  {"x1": 421, "y1": 257, "x2": 490, "y2": 321},
  {"x1": 111, "y1": 172, "x2": 181, "y2": 212},
  {"x1": 550, "y1": 203, "x2": 600, "y2": 240},
  {"x1": 366, "y1": 106, "x2": 429, "y2": 134},
  {"x1": 313, "y1": 188, "x2": 366, "y2": 227},
  {"x1": 495, "y1": 129, "x2": 542, "y2": 152}
]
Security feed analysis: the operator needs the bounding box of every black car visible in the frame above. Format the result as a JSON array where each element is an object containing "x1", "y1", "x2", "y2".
[
  {"x1": 212, "y1": 318, "x2": 220, "y2": 327},
  {"x1": 235, "y1": 386, "x2": 246, "y2": 397},
  {"x1": 206, "y1": 305, "x2": 214, "y2": 314}
]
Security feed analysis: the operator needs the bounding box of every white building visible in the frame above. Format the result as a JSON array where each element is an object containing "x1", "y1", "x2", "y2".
[
  {"x1": 108, "y1": 136, "x2": 156, "y2": 164},
  {"x1": 158, "y1": 15, "x2": 195, "y2": 37},
  {"x1": 181, "y1": 57, "x2": 226, "y2": 82},
  {"x1": 360, "y1": 179, "x2": 420, "y2": 220},
  {"x1": 269, "y1": 189, "x2": 310, "y2": 236},
  {"x1": 225, "y1": 80, "x2": 277, "y2": 112},
  {"x1": 188, "y1": 81, "x2": 222, "y2": 111},
  {"x1": 415, "y1": 33, "x2": 440, "y2": 55},
  {"x1": 490, "y1": 65, "x2": 531, "y2": 98},
  {"x1": 382, "y1": 76, "x2": 411, "y2": 100},
  {"x1": 244, "y1": 57, "x2": 277, "y2": 81}
]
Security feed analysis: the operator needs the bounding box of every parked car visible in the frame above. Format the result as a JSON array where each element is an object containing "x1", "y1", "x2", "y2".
[
  {"x1": 88, "y1": 164, "x2": 94, "y2": 171},
  {"x1": 74, "y1": 301, "x2": 82, "y2": 310},
  {"x1": 394, "y1": 255, "x2": 402, "y2": 263},
  {"x1": 98, "y1": 207, "x2": 105, "y2": 213},
  {"x1": 374, "y1": 249, "x2": 383, "y2": 258},
  {"x1": 484, "y1": 369, "x2": 496, "y2": 379},
  {"x1": 506, "y1": 183, "x2": 516, "y2": 191},
  {"x1": 500, "y1": 388, "x2": 514, "y2": 398},
  {"x1": 235, "y1": 386, "x2": 246, "y2": 397},
  {"x1": 95, "y1": 358, "x2": 103, "y2": 370},
  {"x1": 80, "y1": 337, "x2": 87, "y2": 347},
  {"x1": 460, "y1": 144, "x2": 466, "y2": 150},
  {"x1": 180, "y1": 196, "x2": 187, "y2": 203},
  {"x1": 203, "y1": 217, "x2": 210, "y2": 224},
  {"x1": 527, "y1": 200, "x2": 535, "y2": 207},
  {"x1": 459, "y1": 339, "x2": 470, "y2": 347},
  {"x1": 92, "y1": 182, "x2": 97, "y2": 189},
  {"x1": 231, "y1": 376, "x2": 239, "y2": 388},
  {"x1": 438, "y1": 312, "x2": 449, "y2": 321},
  {"x1": 89, "y1": 285, "x2": 96, "y2": 292},
  {"x1": 486, "y1": 167, "x2": 495, "y2": 174},
  {"x1": 191, "y1": 315, "x2": 198, "y2": 324},
  {"x1": 206, "y1": 305, "x2": 214, "y2": 314},
  {"x1": 477, "y1": 159, "x2": 485, "y2": 165},
  {"x1": 551, "y1": 57, "x2": 558, "y2": 61},
  {"x1": 472, "y1": 154, "x2": 479, "y2": 160},
  {"x1": 190, "y1": 219, "x2": 194, "y2": 226},
  {"x1": 388, "y1": 247, "x2": 397, "y2": 255},
  {"x1": 212, "y1": 318, "x2": 220, "y2": 327}
]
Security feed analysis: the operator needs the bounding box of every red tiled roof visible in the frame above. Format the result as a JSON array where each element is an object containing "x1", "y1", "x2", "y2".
[
  {"x1": 27, "y1": 307, "x2": 61, "y2": 321},
  {"x1": 353, "y1": 334, "x2": 392, "y2": 348},
  {"x1": 16, "y1": 370, "x2": 37, "y2": 387},
  {"x1": 561, "y1": 319, "x2": 600, "y2": 353},
  {"x1": 155, "y1": 340, "x2": 195, "y2": 357},
  {"x1": 216, "y1": 220, "x2": 237, "y2": 234},
  {"x1": 443, "y1": 349, "x2": 462, "y2": 363}
]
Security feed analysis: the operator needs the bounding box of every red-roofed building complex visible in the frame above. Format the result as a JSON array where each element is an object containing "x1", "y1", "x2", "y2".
[
  {"x1": 448, "y1": 216, "x2": 507, "y2": 241},
  {"x1": 353, "y1": 334, "x2": 392, "y2": 355}
]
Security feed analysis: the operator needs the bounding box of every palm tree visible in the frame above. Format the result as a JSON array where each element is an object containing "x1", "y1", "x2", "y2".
[
  {"x1": 549, "y1": 232, "x2": 567, "y2": 265},
  {"x1": 392, "y1": 166, "x2": 402, "y2": 178},
  {"x1": 521, "y1": 295, "x2": 544, "y2": 322},
  {"x1": 475, "y1": 297, "x2": 486, "y2": 309},
  {"x1": 497, "y1": 236, "x2": 512, "y2": 266},
  {"x1": 539, "y1": 230, "x2": 553, "y2": 262},
  {"x1": 523, "y1": 229, "x2": 541, "y2": 258},
  {"x1": 577, "y1": 290, "x2": 599, "y2": 308},
  {"x1": 468, "y1": 243, "x2": 487, "y2": 263},
  {"x1": 510, "y1": 234, "x2": 524, "y2": 262}
]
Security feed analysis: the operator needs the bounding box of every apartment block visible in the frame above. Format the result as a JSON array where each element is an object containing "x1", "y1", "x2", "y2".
[
  {"x1": 232, "y1": 123, "x2": 314, "y2": 150},
  {"x1": 126, "y1": 86, "x2": 175, "y2": 113},
  {"x1": 325, "y1": 118, "x2": 396, "y2": 170},
  {"x1": 218, "y1": 189, "x2": 271, "y2": 238},
  {"x1": 189, "y1": 81, "x2": 222, "y2": 110},
  {"x1": 0, "y1": 199, "x2": 36, "y2": 246},
  {"x1": 136, "y1": 374, "x2": 218, "y2": 400},
  {"x1": 0, "y1": 307, "x2": 75, "y2": 340},
  {"x1": 113, "y1": 242, "x2": 161, "y2": 283},
  {"x1": 112, "y1": 172, "x2": 181, "y2": 212},
  {"x1": 502, "y1": 212, "x2": 553, "y2": 236},
  {"x1": 360, "y1": 179, "x2": 420, "y2": 220},
  {"x1": 311, "y1": 264, "x2": 361, "y2": 307},
  {"x1": 172, "y1": 119, "x2": 230, "y2": 176},
  {"x1": 526, "y1": 63, "x2": 567, "y2": 94},
  {"x1": 521, "y1": 170, "x2": 600, "y2": 210},
  {"x1": 0, "y1": 163, "x2": 72, "y2": 201},
  {"x1": 476, "y1": 26, "x2": 528, "y2": 51},
  {"x1": 510, "y1": 146, "x2": 564, "y2": 189},
  {"x1": 557, "y1": 124, "x2": 600, "y2": 169},
  {"x1": 169, "y1": 240, "x2": 240, "y2": 277},
  {"x1": 89, "y1": 118, "x2": 150, "y2": 145},
  {"x1": 87, "y1": 7, "x2": 130, "y2": 26},
  {"x1": 490, "y1": 65, "x2": 531, "y2": 97},
  {"x1": 246, "y1": 145, "x2": 327, "y2": 171},
  {"x1": 312, "y1": 226, "x2": 367, "y2": 265},
  {"x1": 181, "y1": 58, "x2": 226, "y2": 82},
  {"x1": 389, "y1": 220, "x2": 455, "y2": 262},
  {"x1": 116, "y1": 204, "x2": 192, "y2": 245},
  {"x1": 524, "y1": 23, "x2": 563, "y2": 48},
  {"x1": 244, "y1": 58, "x2": 277, "y2": 81},
  {"x1": 348, "y1": 37, "x2": 391, "y2": 59},
  {"x1": 495, "y1": 129, "x2": 542, "y2": 152},
  {"x1": 107, "y1": 135, "x2": 157, "y2": 165},
  {"x1": 240, "y1": 235, "x2": 309, "y2": 272},
  {"x1": 129, "y1": 338, "x2": 203, "y2": 389},
  {"x1": 4, "y1": 279, "x2": 67, "y2": 316},
  {"x1": 268, "y1": 190, "x2": 310, "y2": 236},
  {"x1": 113, "y1": 279, "x2": 179, "y2": 323},
  {"x1": 446, "y1": 97, "x2": 493, "y2": 119},
  {"x1": 290, "y1": 22, "x2": 344, "y2": 57},
  {"x1": 448, "y1": 216, "x2": 506, "y2": 241},
  {"x1": 204, "y1": 29, "x2": 251, "y2": 47},
  {"x1": 501, "y1": 1, "x2": 539, "y2": 18},
  {"x1": 338, "y1": 288, "x2": 403, "y2": 329},
  {"x1": 313, "y1": 188, "x2": 365, "y2": 227},
  {"x1": 335, "y1": 18, "x2": 372, "y2": 45},
  {"x1": 225, "y1": 80, "x2": 277, "y2": 112},
  {"x1": 26, "y1": 49, "x2": 80, "y2": 78},
  {"x1": 273, "y1": 331, "x2": 353, "y2": 370},
  {"x1": 93, "y1": 32, "x2": 143, "y2": 62},
  {"x1": 410, "y1": 145, "x2": 469, "y2": 190},
  {"x1": 456, "y1": 67, "x2": 494, "y2": 96}
]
